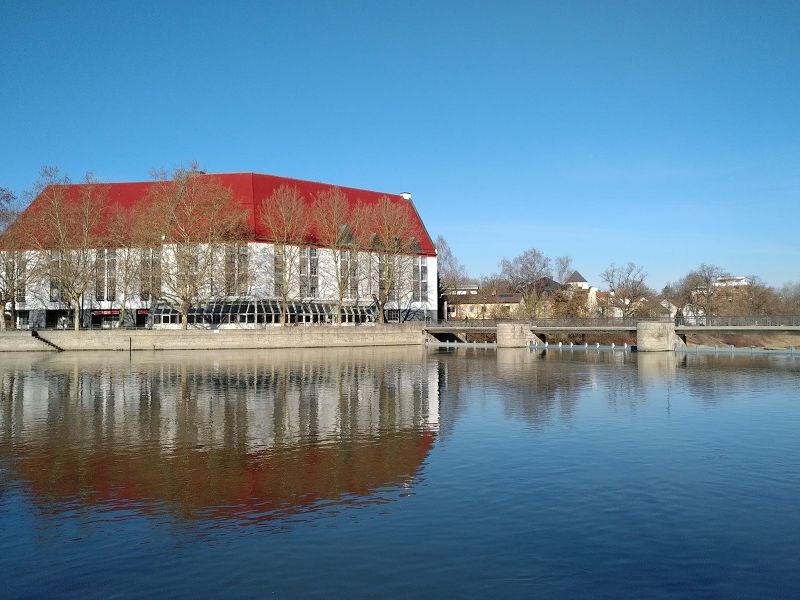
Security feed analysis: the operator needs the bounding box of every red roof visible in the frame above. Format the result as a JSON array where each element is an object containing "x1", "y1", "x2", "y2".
[{"x1": 14, "y1": 172, "x2": 436, "y2": 256}]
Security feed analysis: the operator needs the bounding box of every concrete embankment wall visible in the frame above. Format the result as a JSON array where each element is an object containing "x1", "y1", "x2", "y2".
[
  {"x1": 0, "y1": 324, "x2": 425, "y2": 352},
  {"x1": 0, "y1": 332, "x2": 54, "y2": 352}
]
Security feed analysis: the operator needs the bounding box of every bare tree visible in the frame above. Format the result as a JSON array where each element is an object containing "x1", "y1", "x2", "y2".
[
  {"x1": 554, "y1": 255, "x2": 573, "y2": 285},
  {"x1": 260, "y1": 185, "x2": 309, "y2": 325},
  {"x1": 777, "y1": 281, "x2": 800, "y2": 315},
  {"x1": 105, "y1": 200, "x2": 154, "y2": 326},
  {"x1": 500, "y1": 248, "x2": 553, "y2": 317},
  {"x1": 673, "y1": 264, "x2": 725, "y2": 318},
  {"x1": 711, "y1": 276, "x2": 779, "y2": 317},
  {"x1": 599, "y1": 262, "x2": 651, "y2": 318},
  {"x1": 0, "y1": 188, "x2": 24, "y2": 330},
  {"x1": 147, "y1": 169, "x2": 249, "y2": 329},
  {"x1": 312, "y1": 186, "x2": 359, "y2": 325},
  {"x1": 0, "y1": 187, "x2": 16, "y2": 234},
  {"x1": 479, "y1": 272, "x2": 512, "y2": 293},
  {"x1": 549, "y1": 288, "x2": 589, "y2": 318},
  {"x1": 435, "y1": 236, "x2": 468, "y2": 293},
  {"x1": 662, "y1": 264, "x2": 730, "y2": 321},
  {"x1": 23, "y1": 168, "x2": 109, "y2": 330},
  {"x1": 363, "y1": 196, "x2": 417, "y2": 324},
  {"x1": 741, "y1": 277, "x2": 779, "y2": 316}
]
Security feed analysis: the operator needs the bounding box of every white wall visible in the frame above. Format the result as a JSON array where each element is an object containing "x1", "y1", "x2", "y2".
[{"x1": 8, "y1": 243, "x2": 438, "y2": 320}]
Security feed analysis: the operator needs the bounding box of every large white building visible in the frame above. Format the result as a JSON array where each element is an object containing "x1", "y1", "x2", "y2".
[{"x1": 2, "y1": 172, "x2": 438, "y2": 329}]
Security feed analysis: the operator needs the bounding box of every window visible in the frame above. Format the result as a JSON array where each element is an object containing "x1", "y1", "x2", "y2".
[
  {"x1": 340, "y1": 250, "x2": 359, "y2": 299},
  {"x1": 140, "y1": 248, "x2": 161, "y2": 302},
  {"x1": 299, "y1": 247, "x2": 318, "y2": 298},
  {"x1": 49, "y1": 250, "x2": 63, "y2": 302},
  {"x1": 225, "y1": 244, "x2": 249, "y2": 296},
  {"x1": 412, "y1": 258, "x2": 421, "y2": 302},
  {"x1": 95, "y1": 249, "x2": 116, "y2": 301},
  {"x1": 3, "y1": 251, "x2": 25, "y2": 303},
  {"x1": 378, "y1": 255, "x2": 395, "y2": 301},
  {"x1": 421, "y1": 261, "x2": 428, "y2": 302},
  {"x1": 175, "y1": 245, "x2": 199, "y2": 291},
  {"x1": 15, "y1": 253, "x2": 26, "y2": 303},
  {"x1": 349, "y1": 251, "x2": 359, "y2": 298},
  {"x1": 412, "y1": 257, "x2": 427, "y2": 303},
  {"x1": 153, "y1": 313, "x2": 178, "y2": 325},
  {"x1": 367, "y1": 254, "x2": 375, "y2": 297},
  {"x1": 274, "y1": 246, "x2": 285, "y2": 296}
]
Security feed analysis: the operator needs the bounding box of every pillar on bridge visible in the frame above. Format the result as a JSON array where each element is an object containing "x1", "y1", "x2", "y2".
[
  {"x1": 497, "y1": 323, "x2": 535, "y2": 348},
  {"x1": 636, "y1": 322, "x2": 684, "y2": 352}
]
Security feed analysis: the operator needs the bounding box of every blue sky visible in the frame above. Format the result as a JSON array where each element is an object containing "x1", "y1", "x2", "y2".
[{"x1": 2, "y1": 1, "x2": 798, "y2": 289}]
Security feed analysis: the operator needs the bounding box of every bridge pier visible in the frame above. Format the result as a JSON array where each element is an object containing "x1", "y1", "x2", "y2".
[
  {"x1": 636, "y1": 322, "x2": 685, "y2": 352},
  {"x1": 497, "y1": 323, "x2": 537, "y2": 348}
]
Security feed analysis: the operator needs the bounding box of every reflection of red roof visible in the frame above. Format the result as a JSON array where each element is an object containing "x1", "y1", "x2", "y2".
[
  {"x1": 3, "y1": 429, "x2": 436, "y2": 523},
  {"x1": 17, "y1": 172, "x2": 436, "y2": 256}
]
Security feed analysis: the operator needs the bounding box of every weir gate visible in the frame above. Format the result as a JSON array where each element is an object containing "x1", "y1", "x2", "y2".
[{"x1": 424, "y1": 317, "x2": 800, "y2": 352}]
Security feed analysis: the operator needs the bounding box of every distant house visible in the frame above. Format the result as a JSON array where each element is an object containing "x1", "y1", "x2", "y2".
[
  {"x1": 446, "y1": 291, "x2": 526, "y2": 320},
  {"x1": 595, "y1": 291, "x2": 623, "y2": 318},
  {"x1": 714, "y1": 276, "x2": 751, "y2": 288},
  {"x1": 533, "y1": 276, "x2": 563, "y2": 295},
  {"x1": 595, "y1": 290, "x2": 654, "y2": 318},
  {"x1": 680, "y1": 275, "x2": 755, "y2": 322},
  {"x1": 680, "y1": 303, "x2": 706, "y2": 325},
  {"x1": 565, "y1": 270, "x2": 589, "y2": 290},
  {"x1": 660, "y1": 299, "x2": 679, "y2": 319},
  {"x1": 634, "y1": 297, "x2": 677, "y2": 319},
  {"x1": 563, "y1": 271, "x2": 600, "y2": 315},
  {"x1": 446, "y1": 284, "x2": 479, "y2": 295}
]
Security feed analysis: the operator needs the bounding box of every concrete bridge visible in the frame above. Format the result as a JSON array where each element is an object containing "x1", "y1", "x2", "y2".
[{"x1": 425, "y1": 317, "x2": 800, "y2": 352}]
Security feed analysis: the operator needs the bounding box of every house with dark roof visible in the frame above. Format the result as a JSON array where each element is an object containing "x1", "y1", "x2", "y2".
[
  {"x1": 2, "y1": 172, "x2": 437, "y2": 329},
  {"x1": 565, "y1": 270, "x2": 589, "y2": 290}
]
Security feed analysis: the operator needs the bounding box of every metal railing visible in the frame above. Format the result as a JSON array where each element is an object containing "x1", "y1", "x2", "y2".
[
  {"x1": 530, "y1": 317, "x2": 670, "y2": 328},
  {"x1": 428, "y1": 317, "x2": 668, "y2": 328},
  {"x1": 676, "y1": 315, "x2": 800, "y2": 327},
  {"x1": 428, "y1": 318, "x2": 509, "y2": 328},
  {"x1": 429, "y1": 315, "x2": 800, "y2": 329}
]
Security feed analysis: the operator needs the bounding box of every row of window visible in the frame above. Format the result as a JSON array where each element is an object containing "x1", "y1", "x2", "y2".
[{"x1": 6, "y1": 247, "x2": 429, "y2": 305}]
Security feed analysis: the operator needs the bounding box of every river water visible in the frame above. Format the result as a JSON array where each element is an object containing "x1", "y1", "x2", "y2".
[{"x1": 1, "y1": 347, "x2": 798, "y2": 598}]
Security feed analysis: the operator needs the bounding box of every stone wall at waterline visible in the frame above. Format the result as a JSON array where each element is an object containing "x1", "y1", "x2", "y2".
[{"x1": 0, "y1": 324, "x2": 426, "y2": 352}]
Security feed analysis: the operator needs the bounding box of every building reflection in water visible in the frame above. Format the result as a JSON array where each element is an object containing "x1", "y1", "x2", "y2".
[
  {"x1": 3, "y1": 346, "x2": 794, "y2": 527},
  {"x1": 0, "y1": 348, "x2": 439, "y2": 524}
]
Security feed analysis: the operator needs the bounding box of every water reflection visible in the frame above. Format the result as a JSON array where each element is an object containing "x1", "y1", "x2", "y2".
[
  {"x1": 2, "y1": 347, "x2": 799, "y2": 598},
  {"x1": 675, "y1": 352, "x2": 800, "y2": 405},
  {"x1": 2, "y1": 347, "x2": 797, "y2": 525},
  {"x1": 0, "y1": 348, "x2": 439, "y2": 524},
  {"x1": 435, "y1": 347, "x2": 800, "y2": 428}
]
